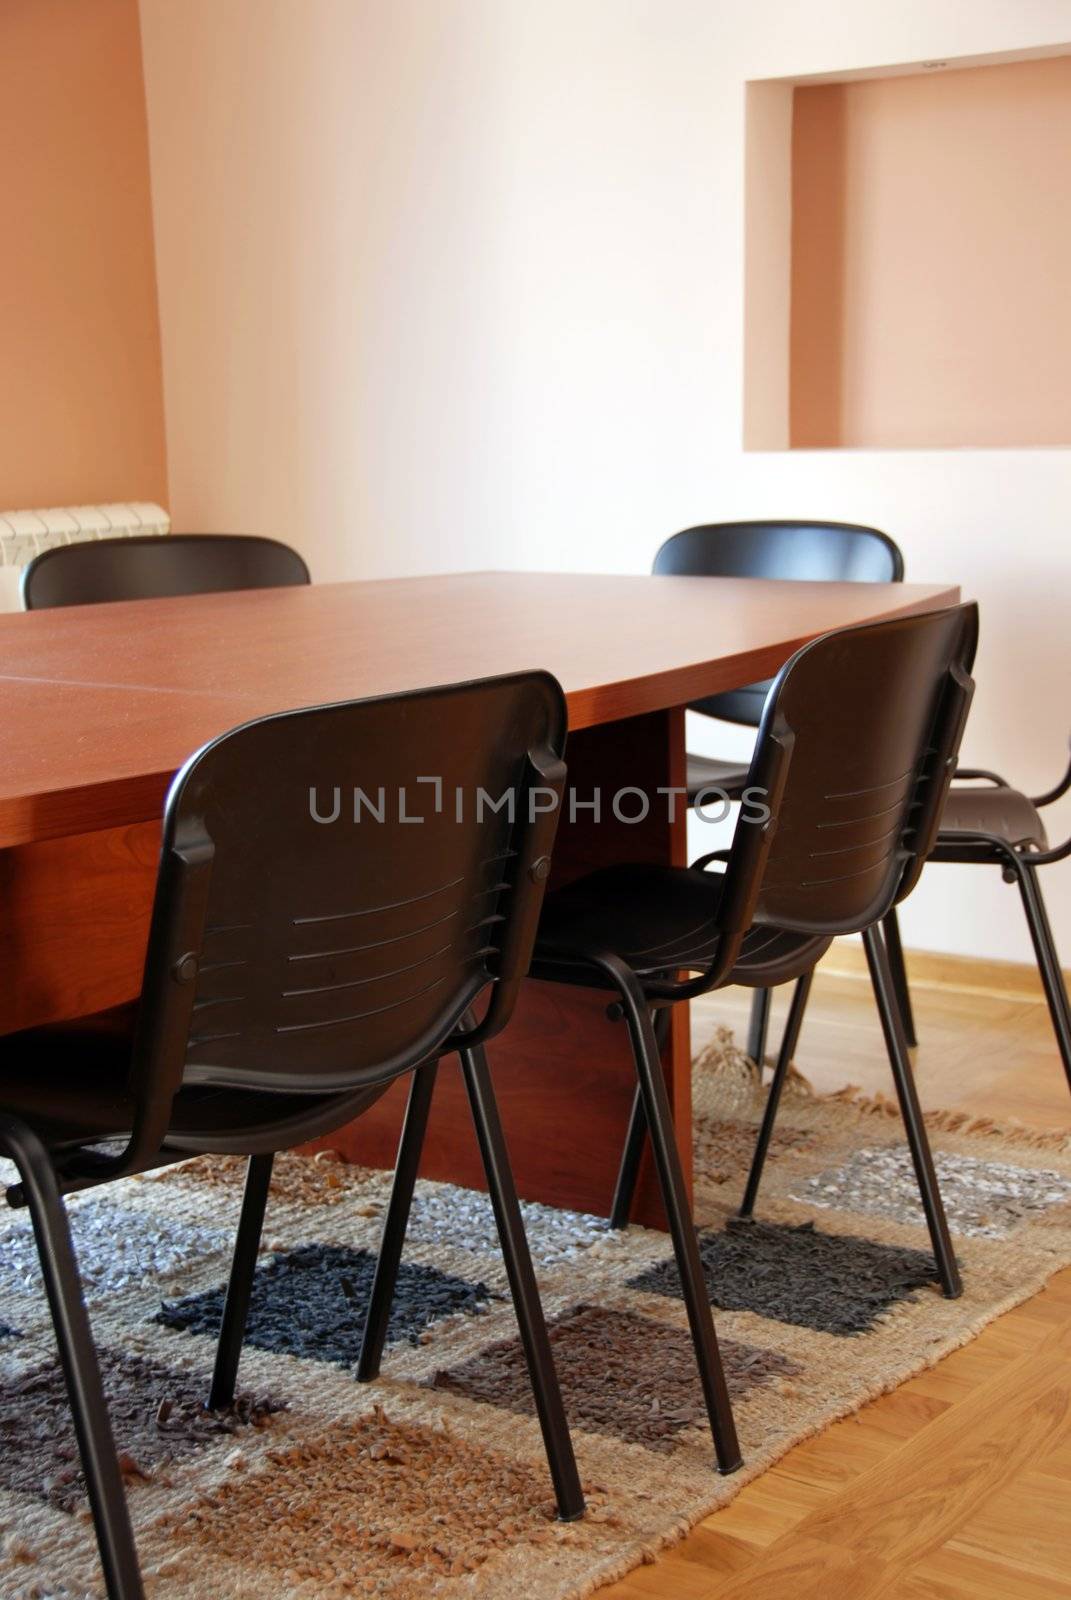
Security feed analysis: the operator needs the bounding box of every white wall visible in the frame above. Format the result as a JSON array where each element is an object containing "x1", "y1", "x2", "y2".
[{"x1": 139, "y1": 0, "x2": 1071, "y2": 963}]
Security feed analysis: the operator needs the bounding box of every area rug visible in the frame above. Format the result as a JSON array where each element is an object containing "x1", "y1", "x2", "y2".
[{"x1": 1, "y1": 1032, "x2": 1069, "y2": 1600}]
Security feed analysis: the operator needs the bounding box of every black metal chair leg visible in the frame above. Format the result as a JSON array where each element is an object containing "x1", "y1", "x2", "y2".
[
  {"x1": 208, "y1": 1152, "x2": 274, "y2": 1409},
  {"x1": 357, "y1": 1062, "x2": 438, "y2": 1382},
  {"x1": 593, "y1": 956, "x2": 742, "y2": 1475},
  {"x1": 739, "y1": 970, "x2": 813, "y2": 1219},
  {"x1": 459, "y1": 1042, "x2": 585, "y2": 1521},
  {"x1": 882, "y1": 907, "x2": 918, "y2": 1048},
  {"x1": 745, "y1": 987, "x2": 772, "y2": 1069},
  {"x1": 610, "y1": 1086, "x2": 646, "y2": 1230},
  {"x1": 609, "y1": 1007, "x2": 669, "y2": 1229},
  {"x1": 1017, "y1": 862, "x2": 1071, "y2": 1095},
  {"x1": 0, "y1": 1116, "x2": 144, "y2": 1600},
  {"x1": 863, "y1": 926, "x2": 962, "y2": 1298}
]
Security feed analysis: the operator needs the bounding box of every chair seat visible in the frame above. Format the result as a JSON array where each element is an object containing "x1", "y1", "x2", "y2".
[
  {"x1": 935, "y1": 784, "x2": 1048, "y2": 852},
  {"x1": 685, "y1": 753, "x2": 752, "y2": 804},
  {"x1": 0, "y1": 1003, "x2": 387, "y2": 1157},
  {"x1": 534, "y1": 862, "x2": 830, "y2": 989}
]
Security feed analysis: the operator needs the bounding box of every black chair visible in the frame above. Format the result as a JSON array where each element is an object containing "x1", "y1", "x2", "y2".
[
  {"x1": 352, "y1": 604, "x2": 979, "y2": 1486},
  {"x1": 21, "y1": 532, "x2": 310, "y2": 609},
  {"x1": 0, "y1": 672, "x2": 583, "y2": 1599},
  {"x1": 920, "y1": 745, "x2": 1071, "y2": 1093},
  {"x1": 534, "y1": 603, "x2": 977, "y2": 1346},
  {"x1": 654, "y1": 520, "x2": 909, "y2": 1068},
  {"x1": 784, "y1": 742, "x2": 1071, "y2": 1102}
]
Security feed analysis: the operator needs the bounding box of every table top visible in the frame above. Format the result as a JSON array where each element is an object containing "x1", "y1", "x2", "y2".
[{"x1": 0, "y1": 570, "x2": 959, "y2": 848}]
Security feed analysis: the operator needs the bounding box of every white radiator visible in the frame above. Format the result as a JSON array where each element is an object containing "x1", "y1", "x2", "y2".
[{"x1": 0, "y1": 502, "x2": 170, "y2": 611}]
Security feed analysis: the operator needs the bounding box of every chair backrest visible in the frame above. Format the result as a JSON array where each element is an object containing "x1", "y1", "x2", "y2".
[
  {"x1": 653, "y1": 521, "x2": 903, "y2": 727},
  {"x1": 21, "y1": 534, "x2": 310, "y2": 609},
  {"x1": 131, "y1": 673, "x2": 566, "y2": 1128},
  {"x1": 717, "y1": 603, "x2": 978, "y2": 947}
]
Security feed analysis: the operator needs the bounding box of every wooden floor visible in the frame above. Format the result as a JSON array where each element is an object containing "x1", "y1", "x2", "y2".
[{"x1": 602, "y1": 946, "x2": 1071, "y2": 1600}]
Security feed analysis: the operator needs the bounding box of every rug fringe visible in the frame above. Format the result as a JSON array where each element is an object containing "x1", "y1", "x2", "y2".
[
  {"x1": 819, "y1": 1083, "x2": 1071, "y2": 1150},
  {"x1": 694, "y1": 1025, "x2": 1071, "y2": 1151}
]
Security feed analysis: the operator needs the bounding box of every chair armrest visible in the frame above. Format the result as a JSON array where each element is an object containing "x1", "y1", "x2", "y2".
[
  {"x1": 953, "y1": 768, "x2": 1008, "y2": 787},
  {"x1": 936, "y1": 826, "x2": 1071, "y2": 869},
  {"x1": 1032, "y1": 733, "x2": 1071, "y2": 809},
  {"x1": 691, "y1": 848, "x2": 731, "y2": 872},
  {"x1": 1030, "y1": 833, "x2": 1071, "y2": 866}
]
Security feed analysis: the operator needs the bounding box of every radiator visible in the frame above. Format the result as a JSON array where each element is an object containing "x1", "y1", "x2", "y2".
[{"x1": 0, "y1": 502, "x2": 170, "y2": 611}]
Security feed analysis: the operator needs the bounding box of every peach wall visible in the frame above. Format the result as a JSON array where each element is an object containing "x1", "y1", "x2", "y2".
[
  {"x1": 139, "y1": 0, "x2": 510, "y2": 573},
  {"x1": 0, "y1": 0, "x2": 166, "y2": 508},
  {"x1": 791, "y1": 56, "x2": 1071, "y2": 449}
]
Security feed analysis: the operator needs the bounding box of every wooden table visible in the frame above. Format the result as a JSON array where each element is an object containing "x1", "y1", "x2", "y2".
[{"x1": 0, "y1": 571, "x2": 958, "y2": 1224}]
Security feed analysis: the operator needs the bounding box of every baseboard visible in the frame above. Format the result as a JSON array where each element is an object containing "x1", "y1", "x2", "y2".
[{"x1": 819, "y1": 939, "x2": 1070, "y2": 1003}]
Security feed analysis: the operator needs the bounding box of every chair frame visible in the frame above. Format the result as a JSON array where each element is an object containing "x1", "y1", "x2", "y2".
[{"x1": 549, "y1": 603, "x2": 978, "y2": 1326}]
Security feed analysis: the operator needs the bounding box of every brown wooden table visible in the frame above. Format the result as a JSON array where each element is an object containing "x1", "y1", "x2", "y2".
[{"x1": 0, "y1": 571, "x2": 958, "y2": 1224}]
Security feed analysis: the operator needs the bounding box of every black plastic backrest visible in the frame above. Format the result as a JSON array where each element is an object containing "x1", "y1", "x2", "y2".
[
  {"x1": 717, "y1": 603, "x2": 978, "y2": 943},
  {"x1": 130, "y1": 673, "x2": 566, "y2": 1116},
  {"x1": 21, "y1": 534, "x2": 310, "y2": 609},
  {"x1": 653, "y1": 521, "x2": 903, "y2": 727}
]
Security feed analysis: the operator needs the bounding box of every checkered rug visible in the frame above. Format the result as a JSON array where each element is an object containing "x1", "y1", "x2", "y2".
[{"x1": 1, "y1": 1031, "x2": 1069, "y2": 1599}]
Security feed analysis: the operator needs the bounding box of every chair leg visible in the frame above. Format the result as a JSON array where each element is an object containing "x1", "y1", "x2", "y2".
[
  {"x1": 739, "y1": 971, "x2": 813, "y2": 1219},
  {"x1": 459, "y1": 1042, "x2": 585, "y2": 1520},
  {"x1": 745, "y1": 987, "x2": 772, "y2": 1070},
  {"x1": 609, "y1": 1007, "x2": 669, "y2": 1229},
  {"x1": 882, "y1": 907, "x2": 918, "y2": 1049},
  {"x1": 208, "y1": 1152, "x2": 274, "y2": 1409},
  {"x1": 863, "y1": 925, "x2": 961, "y2": 1298},
  {"x1": 0, "y1": 1116, "x2": 143, "y2": 1600},
  {"x1": 1016, "y1": 862, "x2": 1071, "y2": 1096},
  {"x1": 594, "y1": 956, "x2": 742, "y2": 1475},
  {"x1": 357, "y1": 1062, "x2": 438, "y2": 1382},
  {"x1": 610, "y1": 1086, "x2": 646, "y2": 1230}
]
